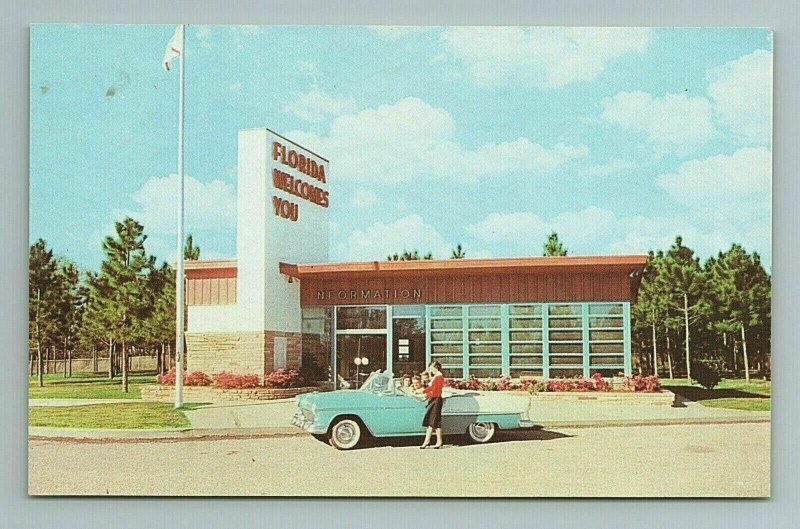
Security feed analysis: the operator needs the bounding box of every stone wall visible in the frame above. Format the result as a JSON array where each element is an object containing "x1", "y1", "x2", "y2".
[
  {"x1": 140, "y1": 384, "x2": 318, "y2": 403},
  {"x1": 186, "y1": 330, "x2": 302, "y2": 376}
]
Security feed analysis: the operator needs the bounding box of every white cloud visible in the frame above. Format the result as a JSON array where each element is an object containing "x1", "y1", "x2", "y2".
[
  {"x1": 286, "y1": 97, "x2": 587, "y2": 182},
  {"x1": 466, "y1": 203, "x2": 770, "y2": 266},
  {"x1": 576, "y1": 158, "x2": 637, "y2": 177},
  {"x1": 656, "y1": 147, "x2": 771, "y2": 216},
  {"x1": 282, "y1": 87, "x2": 357, "y2": 123},
  {"x1": 229, "y1": 82, "x2": 242, "y2": 91},
  {"x1": 707, "y1": 49, "x2": 772, "y2": 146},
  {"x1": 339, "y1": 214, "x2": 453, "y2": 261},
  {"x1": 114, "y1": 173, "x2": 236, "y2": 235},
  {"x1": 441, "y1": 27, "x2": 652, "y2": 88},
  {"x1": 368, "y1": 26, "x2": 437, "y2": 40},
  {"x1": 351, "y1": 188, "x2": 379, "y2": 208},
  {"x1": 601, "y1": 91, "x2": 718, "y2": 153}
]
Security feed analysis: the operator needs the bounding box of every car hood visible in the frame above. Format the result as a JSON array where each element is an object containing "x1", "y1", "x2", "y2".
[{"x1": 296, "y1": 390, "x2": 365, "y2": 410}]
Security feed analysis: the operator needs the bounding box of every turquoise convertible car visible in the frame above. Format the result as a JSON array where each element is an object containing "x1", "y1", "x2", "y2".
[{"x1": 291, "y1": 371, "x2": 534, "y2": 450}]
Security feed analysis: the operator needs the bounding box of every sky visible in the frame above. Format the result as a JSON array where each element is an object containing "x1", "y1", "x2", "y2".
[{"x1": 30, "y1": 25, "x2": 773, "y2": 271}]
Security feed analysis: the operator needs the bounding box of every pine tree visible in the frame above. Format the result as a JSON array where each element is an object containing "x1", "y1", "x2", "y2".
[
  {"x1": 656, "y1": 237, "x2": 708, "y2": 381},
  {"x1": 29, "y1": 239, "x2": 61, "y2": 386},
  {"x1": 96, "y1": 218, "x2": 156, "y2": 392},
  {"x1": 632, "y1": 251, "x2": 668, "y2": 376},
  {"x1": 543, "y1": 232, "x2": 567, "y2": 256},
  {"x1": 184, "y1": 234, "x2": 201, "y2": 260},
  {"x1": 706, "y1": 244, "x2": 771, "y2": 382}
]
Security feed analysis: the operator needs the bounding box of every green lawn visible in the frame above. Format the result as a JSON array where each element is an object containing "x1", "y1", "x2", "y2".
[
  {"x1": 28, "y1": 402, "x2": 205, "y2": 429},
  {"x1": 28, "y1": 373, "x2": 157, "y2": 400},
  {"x1": 661, "y1": 378, "x2": 771, "y2": 412}
]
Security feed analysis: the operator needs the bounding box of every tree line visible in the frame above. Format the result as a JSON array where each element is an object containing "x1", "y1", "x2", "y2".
[
  {"x1": 28, "y1": 218, "x2": 199, "y2": 390},
  {"x1": 31, "y1": 220, "x2": 770, "y2": 389}
]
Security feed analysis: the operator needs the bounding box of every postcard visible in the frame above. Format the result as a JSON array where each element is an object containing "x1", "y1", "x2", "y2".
[{"x1": 28, "y1": 25, "x2": 772, "y2": 497}]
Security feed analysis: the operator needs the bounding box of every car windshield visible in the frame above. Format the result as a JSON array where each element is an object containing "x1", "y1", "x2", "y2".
[{"x1": 360, "y1": 371, "x2": 395, "y2": 394}]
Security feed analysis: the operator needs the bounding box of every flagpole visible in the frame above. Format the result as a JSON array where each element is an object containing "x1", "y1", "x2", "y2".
[{"x1": 174, "y1": 23, "x2": 186, "y2": 409}]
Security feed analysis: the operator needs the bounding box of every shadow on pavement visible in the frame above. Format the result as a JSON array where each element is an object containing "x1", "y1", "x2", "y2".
[
  {"x1": 316, "y1": 426, "x2": 572, "y2": 450},
  {"x1": 663, "y1": 385, "x2": 769, "y2": 405}
]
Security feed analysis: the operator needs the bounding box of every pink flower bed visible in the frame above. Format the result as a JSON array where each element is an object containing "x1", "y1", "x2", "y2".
[
  {"x1": 156, "y1": 368, "x2": 212, "y2": 387},
  {"x1": 445, "y1": 373, "x2": 661, "y2": 393},
  {"x1": 156, "y1": 368, "x2": 306, "y2": 389}
]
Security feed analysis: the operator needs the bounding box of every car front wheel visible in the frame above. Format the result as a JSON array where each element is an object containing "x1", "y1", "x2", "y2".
[
  {"x1": 467, "y1": 422, "x2": 496, "y2": 444},
  {"x1": 329, "y1": 418, "x2": 362, "y2": 450}
]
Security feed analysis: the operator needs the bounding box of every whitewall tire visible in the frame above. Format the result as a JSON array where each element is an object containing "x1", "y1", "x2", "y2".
[
  {"x1": 467, "y1": 422, "x2": 496, "y2": 444},
  {"x1": 329, "y1": 418, "x2": 362, "y2": 450}
]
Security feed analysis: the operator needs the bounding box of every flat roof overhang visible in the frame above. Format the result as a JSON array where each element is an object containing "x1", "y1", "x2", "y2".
[{"x1": 279, "y1": 255, "x2": 649, "y2": 280}]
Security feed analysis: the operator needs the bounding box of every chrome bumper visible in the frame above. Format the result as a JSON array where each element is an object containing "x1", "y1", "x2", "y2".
[
  {"x1": 291, "y1": 410, "x2": 327, "y2": 435},
  {"x1": 518, "y1": 419, "x2": 535, "y2": 429}
]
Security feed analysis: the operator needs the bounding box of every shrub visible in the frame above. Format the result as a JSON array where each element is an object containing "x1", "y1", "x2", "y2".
[
  {"x1": 156, "y1": 368, "x2": 211, "y2": 386},
  {"x1": 690, "y1": 362, "x2": 721, "y2": 390},
  {"x1": 263, "y1": 368, "x2": 305, "y2": 388},
  {"x1": 445, "y1": 377, "x2": 481, "y2": 390},
  {"x1": 212, "y1": 371, "x2": 261, "y2": 389},
  {"x1": 623, "y1": 375, "x2": 661, "y2": 392}
]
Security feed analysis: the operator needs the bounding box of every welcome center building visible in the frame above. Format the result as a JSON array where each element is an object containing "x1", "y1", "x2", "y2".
[{"x1": 184, "y1": 129, "x2": 648, "y2": 388}]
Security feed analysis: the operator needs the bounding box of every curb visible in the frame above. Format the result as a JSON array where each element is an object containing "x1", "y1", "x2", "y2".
[{"x1": 28, "y1": 416, "x2": 770, "y2": 442}]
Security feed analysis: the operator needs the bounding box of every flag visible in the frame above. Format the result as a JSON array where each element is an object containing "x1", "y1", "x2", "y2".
[{"x1": 163, "y1": 25, "x2": 183, "y2": 71}]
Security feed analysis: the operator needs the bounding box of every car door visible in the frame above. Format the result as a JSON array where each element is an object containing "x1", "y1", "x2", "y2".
[{"x1": 379, "y1": 389, "x2": 426, "y2": 435}]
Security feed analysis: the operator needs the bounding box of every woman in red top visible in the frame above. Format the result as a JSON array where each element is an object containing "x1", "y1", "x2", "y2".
[{"x1": 420, "y1": 361, "x2": 445, "y2": 449}]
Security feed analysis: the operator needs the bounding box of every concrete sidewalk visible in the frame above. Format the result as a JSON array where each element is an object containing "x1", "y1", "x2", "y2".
[{"x1": 28, "y1": 395, "x2": 770, "y2": 440}]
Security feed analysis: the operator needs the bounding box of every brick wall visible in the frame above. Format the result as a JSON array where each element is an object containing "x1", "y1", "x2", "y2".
[{"x1": 186, "y1": 330, "x2": 302, "y2": 376}]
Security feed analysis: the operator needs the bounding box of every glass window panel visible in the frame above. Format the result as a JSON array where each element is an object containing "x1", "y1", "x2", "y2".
[
  {"x1": 590, "y1": 356, "x2": 625, "y2": 366},
  {"x1": 510, "y1": 355, "x2": 543, "y2": 366},
  {"x1": 301, "y1": 307, "x2": 332, "y2": 382},
  {"x1": 470, "y1": 368, "x2": 502, "y2": 378},
  {"x1": 549, "y1": 330, "x2": 583, "y2": 341},
  {"x1": 510, "y1": 343, "x2": 543, "y2": 354},
  {"x1": 590, "y1": 343, "x2": 624, "y2": 354},
  {"x1": 509, "y1": 318, "x2": 542, "y2": 329},
  {"x1": 469, "y1": 343, "x2": 502, "y2": 354},
  {"x1": 510, "y1": 330, "x2": 543, "y2": 341},
  {"x1": 548, "y1": 317, "x2": 583, "y2": 328},
  {"x1": 431, "y1": 331, "x2": 463, "y2": 342},
  {"x1": 468, "y1": 305, "x2": 501, "y2": 317},
  {"x1": 549, "y1": 368, "x2": 583, "y2": 378},
  {"x1": 336, "y1": 306, "x2": 386, "y2": 330},
  {"x1": 468, "y1": 330, "x2": 501, "y2": 342},
  {"x1": 393, "y1": 304, "x2": 425, "y2": 317},
  {"x1": 430, "y1": 355, "x2": 463, "y2": 365},
  {"x1": 550, "y1": 355, "x2": 584, "y2": 366},
  {"x1": 590, "y1": 330, "x2": 624, "y2": 341},
  {"x1": 431, "y1": 343, "x2": 462, "y2": 354},
  {"x1": 467, "y1": 318, "x2": 501, "y2": 330},
  {"x1": 430, "y1": 306, "x2": 462, "y2": 317},
  {"x1": 510, "y1": 305, "x2": 542, "y2": 316},
  {"x1": 550, "y1": 343, "x2": 584, "y2": 354},
  {"x1": 589, "y1": 316, "x2": 624, "y2": 328},
  {"x1": 510, "y1": 368, "x2": 543, "y2": 378},
  {"x1": 441, "y1": 368, "x2": 462, "y2": 379},
  {"x1": 588, "y1": 304, "x2": 623, "y2": 315},
  {"x1": 430, "y1": 319, "x2": 462, "y2": 330},
  {"x1": 549, "y1": 304, "x2": 582, "y2": 316},
  {"x1": 468, "y1": 355, "x2": 502, "y2": 366}
]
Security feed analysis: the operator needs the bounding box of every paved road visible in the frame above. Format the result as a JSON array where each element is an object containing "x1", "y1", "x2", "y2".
[{"x1": 28, "y1": 422, "x2": 769, "y2": 497}]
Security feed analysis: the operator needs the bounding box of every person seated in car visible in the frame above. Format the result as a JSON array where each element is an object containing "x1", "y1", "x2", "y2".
[{"x1": 401, "y1": 374, "x2": 413, "y2": 388}]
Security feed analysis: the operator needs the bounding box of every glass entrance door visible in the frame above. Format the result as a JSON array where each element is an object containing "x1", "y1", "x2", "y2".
[{"x1": 336, "y1": 334, "x2": 387, "y2": 389}]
